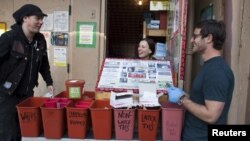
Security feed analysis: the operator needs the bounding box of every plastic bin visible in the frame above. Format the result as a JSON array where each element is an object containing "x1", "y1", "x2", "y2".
[
  {"x1": 55, "y1": 91, "x2": 67, "y2": 98},
  {"x1": 90, "y1": 100, "x2": 113, "y2": 139},
  {"x1": 161, "y1": 102, "x2": 184, "y2": 141},
  {"x1": 16, "y1": 97, "x2": 47, "y2": 137},
  {"x1": 40, "y1": 98, "x2": 71, "y2": 139},
  {"x1": 65, "y1": 79, "x2": 85, "y2": 99},
  {"x1": 114, "y1": 108, "x2": 135, "y2": 140},
  {"x1": 138, "y1": 107, "x2": 161, "y2": 141},
  {"x1": 83, "y1": 91, "x2": 95, "y2": 100},
  {"x1": 66, "y1": 100, "x2": 93, "y2": 139}
]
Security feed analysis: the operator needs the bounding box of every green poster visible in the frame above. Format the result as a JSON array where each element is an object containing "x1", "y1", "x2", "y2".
[{"x1": 76, "y1": 22, "x2": 96, "y2": 48}]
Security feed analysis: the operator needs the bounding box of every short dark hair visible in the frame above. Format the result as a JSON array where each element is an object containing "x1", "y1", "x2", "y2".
[
  {"x1": 195, "y1": 20, "x2": 226, "y2": 50},
  {"x1": 141, "y1": 38, "x2": 155, "y2": 56}
]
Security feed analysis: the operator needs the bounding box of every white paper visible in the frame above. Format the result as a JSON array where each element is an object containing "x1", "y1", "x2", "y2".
[
  {"x1": 139, "y1": 82, "x2": 160, "y2": 107},
  {"x1": 53, "y1": 11, "x2": 69, "y2": 32},
  {"x1": 139, "y1": 91, "x2": 160, "y2": 107},
  {"x1": 79, "y1": 24, "x2": 94, "y2": 45},
  {"x1": 53, "y1": 47, "x2": 67, "y2": 67},
  {"x1": 43, "y1": 92, "x2": 53, "y2": 98},
  {"x1": 41, "y1": 13, "x2": 54, "y2": 31}
]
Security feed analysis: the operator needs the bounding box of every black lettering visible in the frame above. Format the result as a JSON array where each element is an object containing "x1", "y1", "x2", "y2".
[
  {"x1": 69, "y1": 120, "x2": 85, "y2": 126},
  {"x1": 69, "y1": 111, "x2": 87, "y2": 118},
  {"x1": 20, "y1": 112, "x2": 36, "y2": 122}
]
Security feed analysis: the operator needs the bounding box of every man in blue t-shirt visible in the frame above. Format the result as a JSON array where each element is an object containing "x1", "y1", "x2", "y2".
[{"x1": 166, "y1": 20, "x2": 234, "y2": 141}]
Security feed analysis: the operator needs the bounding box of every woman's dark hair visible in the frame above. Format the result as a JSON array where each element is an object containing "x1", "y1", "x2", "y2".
[
  {"x1": 195, "y1": 20, "x2": 226, "y2": 50},
  {"x1": 141, "y1": 38, "x2": 155, "y2": 56}
]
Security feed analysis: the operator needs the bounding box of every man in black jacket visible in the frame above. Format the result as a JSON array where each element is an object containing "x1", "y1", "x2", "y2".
[{"x1": 0, "y1": 4, "x2": 54, "y2": 141}]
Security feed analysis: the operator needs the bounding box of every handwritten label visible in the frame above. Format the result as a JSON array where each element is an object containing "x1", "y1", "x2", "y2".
[
  {"x1": 166, "y1": 121, "x2": 179, "y2": 136},
  {"x1": 69, "y1": 120, "x2": 86, "y2": 126},
  {"x1": 116, "y1": 110, "x2": 133, "y2": 132},
  {"x1": 69, "y1": 111, "x2": 87, "y2": 118},
  {"x1": 68, "y1": 111, "x2": 87, "y2": 127},
  {"x1": 20, "y1": 112, "x2": 36, "y2": 122},
  {"x1": 141, "y1": 114, "x2": 157, "y2": 131}
]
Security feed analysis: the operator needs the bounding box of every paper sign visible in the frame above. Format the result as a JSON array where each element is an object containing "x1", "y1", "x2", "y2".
[
  {"x1": 139, "y1": 82, "x2": 160, "y2": 107},
  {"x1": 69, "y1": 87, "x2": 81, "y2": 98}
]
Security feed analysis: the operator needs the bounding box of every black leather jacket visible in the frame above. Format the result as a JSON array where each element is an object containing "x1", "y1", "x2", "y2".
[{"x1": 0, "y1": 24, "x2": 53, "y2": 97}]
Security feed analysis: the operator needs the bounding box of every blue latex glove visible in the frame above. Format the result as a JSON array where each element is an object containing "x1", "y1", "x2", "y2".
[{"x1": 166, "y1": 86, "x2": 184, "y2": 103}]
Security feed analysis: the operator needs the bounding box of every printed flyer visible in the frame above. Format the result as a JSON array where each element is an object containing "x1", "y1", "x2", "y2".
[{"x1": 97, "y1": 58, "x2": 173, "y2": 92}]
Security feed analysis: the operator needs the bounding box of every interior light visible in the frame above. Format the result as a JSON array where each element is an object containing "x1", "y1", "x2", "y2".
[{"x1": 138, "y1": 0, "x2": 143, "y2": 5}]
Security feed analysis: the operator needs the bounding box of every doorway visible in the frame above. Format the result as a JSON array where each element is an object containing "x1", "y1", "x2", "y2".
[{"x1": 106, "y1": 0, "x2": 150, "y2": 58}]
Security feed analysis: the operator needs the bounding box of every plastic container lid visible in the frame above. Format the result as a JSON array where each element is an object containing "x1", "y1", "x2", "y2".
[{"x1": 65, "y1": 79, "x2": 85, "y2": 86}]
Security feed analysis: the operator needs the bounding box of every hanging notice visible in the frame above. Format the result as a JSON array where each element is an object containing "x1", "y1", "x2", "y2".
[
  {"x1": 40, "y1": 13, "x2": 54, "y2": 31},
  {"x1": 53, "y1": 11, "x2": 69, "y2": 32},
  {"x1": 76, "y1": 22, "x2": 96, "y2": 48},
  {"x1": 53, "y1": 48, "x2": 67, "y2": 67},
  {"x1": 96, "y1": 58, "x2": 173, "y2": 93},
  {"x1": 51, "y1": 32, "x2": 68, "y2": 46}
]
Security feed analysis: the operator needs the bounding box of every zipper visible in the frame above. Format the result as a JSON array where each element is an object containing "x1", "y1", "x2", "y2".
[{"x1": 25, "y1": 41, "x2": 36, "y2": 95}]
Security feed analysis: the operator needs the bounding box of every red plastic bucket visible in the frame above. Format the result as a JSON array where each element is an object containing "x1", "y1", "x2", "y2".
[
  {"x1": 114, "y1": 108, "x2": 135, "y2": 140},
  {"x1": 44, "y1": 99, "x2": 58, "y2": 108},
  {"x1": 66, "y1": 101, "x2": 92, "y2": 139},
  {"x1": 75, "y1": 101, "x2": 92, "y2": 109},
  {"x1": 40, "y1": 98, "x2": 70, "y2": 139},
  {"x1": 90, "y1": 100, "x2": 113, "y2": 140},
  {"x1": 138, "y1": 107, "x2": 161, "y2": 140},
  {"x1": 161, "y1": 102, "x2": 184, "y2": 141},
  {"x1": 16, "y1": 97, "x2": 46, "y2": 137}
]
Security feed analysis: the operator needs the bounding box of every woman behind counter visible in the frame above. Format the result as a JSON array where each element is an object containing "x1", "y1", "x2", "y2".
[{"x1": 137, "y1": 38, "x2": 156, "y2": 60}]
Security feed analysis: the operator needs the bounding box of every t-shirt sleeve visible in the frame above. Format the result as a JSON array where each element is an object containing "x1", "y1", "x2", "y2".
[{"x1": 203, "y1": 68, "x2": 230, "y2": 102}]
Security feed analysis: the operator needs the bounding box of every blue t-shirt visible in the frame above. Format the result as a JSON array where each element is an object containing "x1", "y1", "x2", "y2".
[{"x1": 182, "y1": 56, "x2": 234, "y2": 141}]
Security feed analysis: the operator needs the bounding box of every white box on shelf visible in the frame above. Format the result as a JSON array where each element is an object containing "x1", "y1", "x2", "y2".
[{"x1": 149, "y1": 20, "x2": 160, "y2": 29}]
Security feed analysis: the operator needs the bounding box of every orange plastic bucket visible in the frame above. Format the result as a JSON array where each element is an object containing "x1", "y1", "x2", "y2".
[
  {"x1": 90, "y1": 100, "x2": 113, "y2": 139},
  {"x1": 114, "y1": 108, "x2": 135, "y2": 140},
  {"x1": 16, "y1": 97, "x2": 47, "y2": 137},
  {"x1": 40, "y1": 98, "x2": 70, "y2": 139},
  {"x1": 65, "y1": 79, "x2": 85, "y2": 99},
  {"x1": 138, "y1": 107, "x2": 161, "y2": 140},
  {"x1": 161, "y1": 102, "x2": 184, "y2": 141},
  {"x1": 55, "y1": 91, "x2": 67, "y2": 98},
  {"x1": 66, "y1": 101, "x2": 92, "y2": 139}
]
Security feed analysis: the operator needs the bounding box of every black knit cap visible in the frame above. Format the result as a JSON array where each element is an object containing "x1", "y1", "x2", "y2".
[{"x1": 13, "y1": 4, "x2": 47, "y2": 24}]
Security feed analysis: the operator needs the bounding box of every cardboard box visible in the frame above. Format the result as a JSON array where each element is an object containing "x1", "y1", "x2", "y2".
[{"x1": 110, "y1": 91, "x2": 134, "y2": 108}]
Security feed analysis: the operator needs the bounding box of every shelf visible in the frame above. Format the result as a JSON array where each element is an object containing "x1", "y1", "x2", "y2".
[
  {"x1": 143, "y1": 21, "x2": 167, "y2": 38},
  {"x1": 146, "y1": 29, "x2": 166, "y2": 37}
]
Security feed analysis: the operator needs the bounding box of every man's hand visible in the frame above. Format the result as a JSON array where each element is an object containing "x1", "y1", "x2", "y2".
[
  {"x1": 166, "y1": 86, "x2": 184, "y2": 104},
  {"x1": 47, "y1": 85, "x2": 54, "y2": 95}
]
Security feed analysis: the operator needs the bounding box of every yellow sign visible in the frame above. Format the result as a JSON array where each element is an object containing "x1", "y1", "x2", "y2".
[
  {"x1": 150, "y1": 0, "x2": 174, "y2": 11},
  {"x1": 0, "y1": 22, "x2": 7, "y2": 36}
]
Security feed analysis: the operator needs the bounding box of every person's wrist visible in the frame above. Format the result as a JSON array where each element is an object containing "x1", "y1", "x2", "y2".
[{"x1": 178, "y1": 94, "x2": 187, "y2": 105}]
